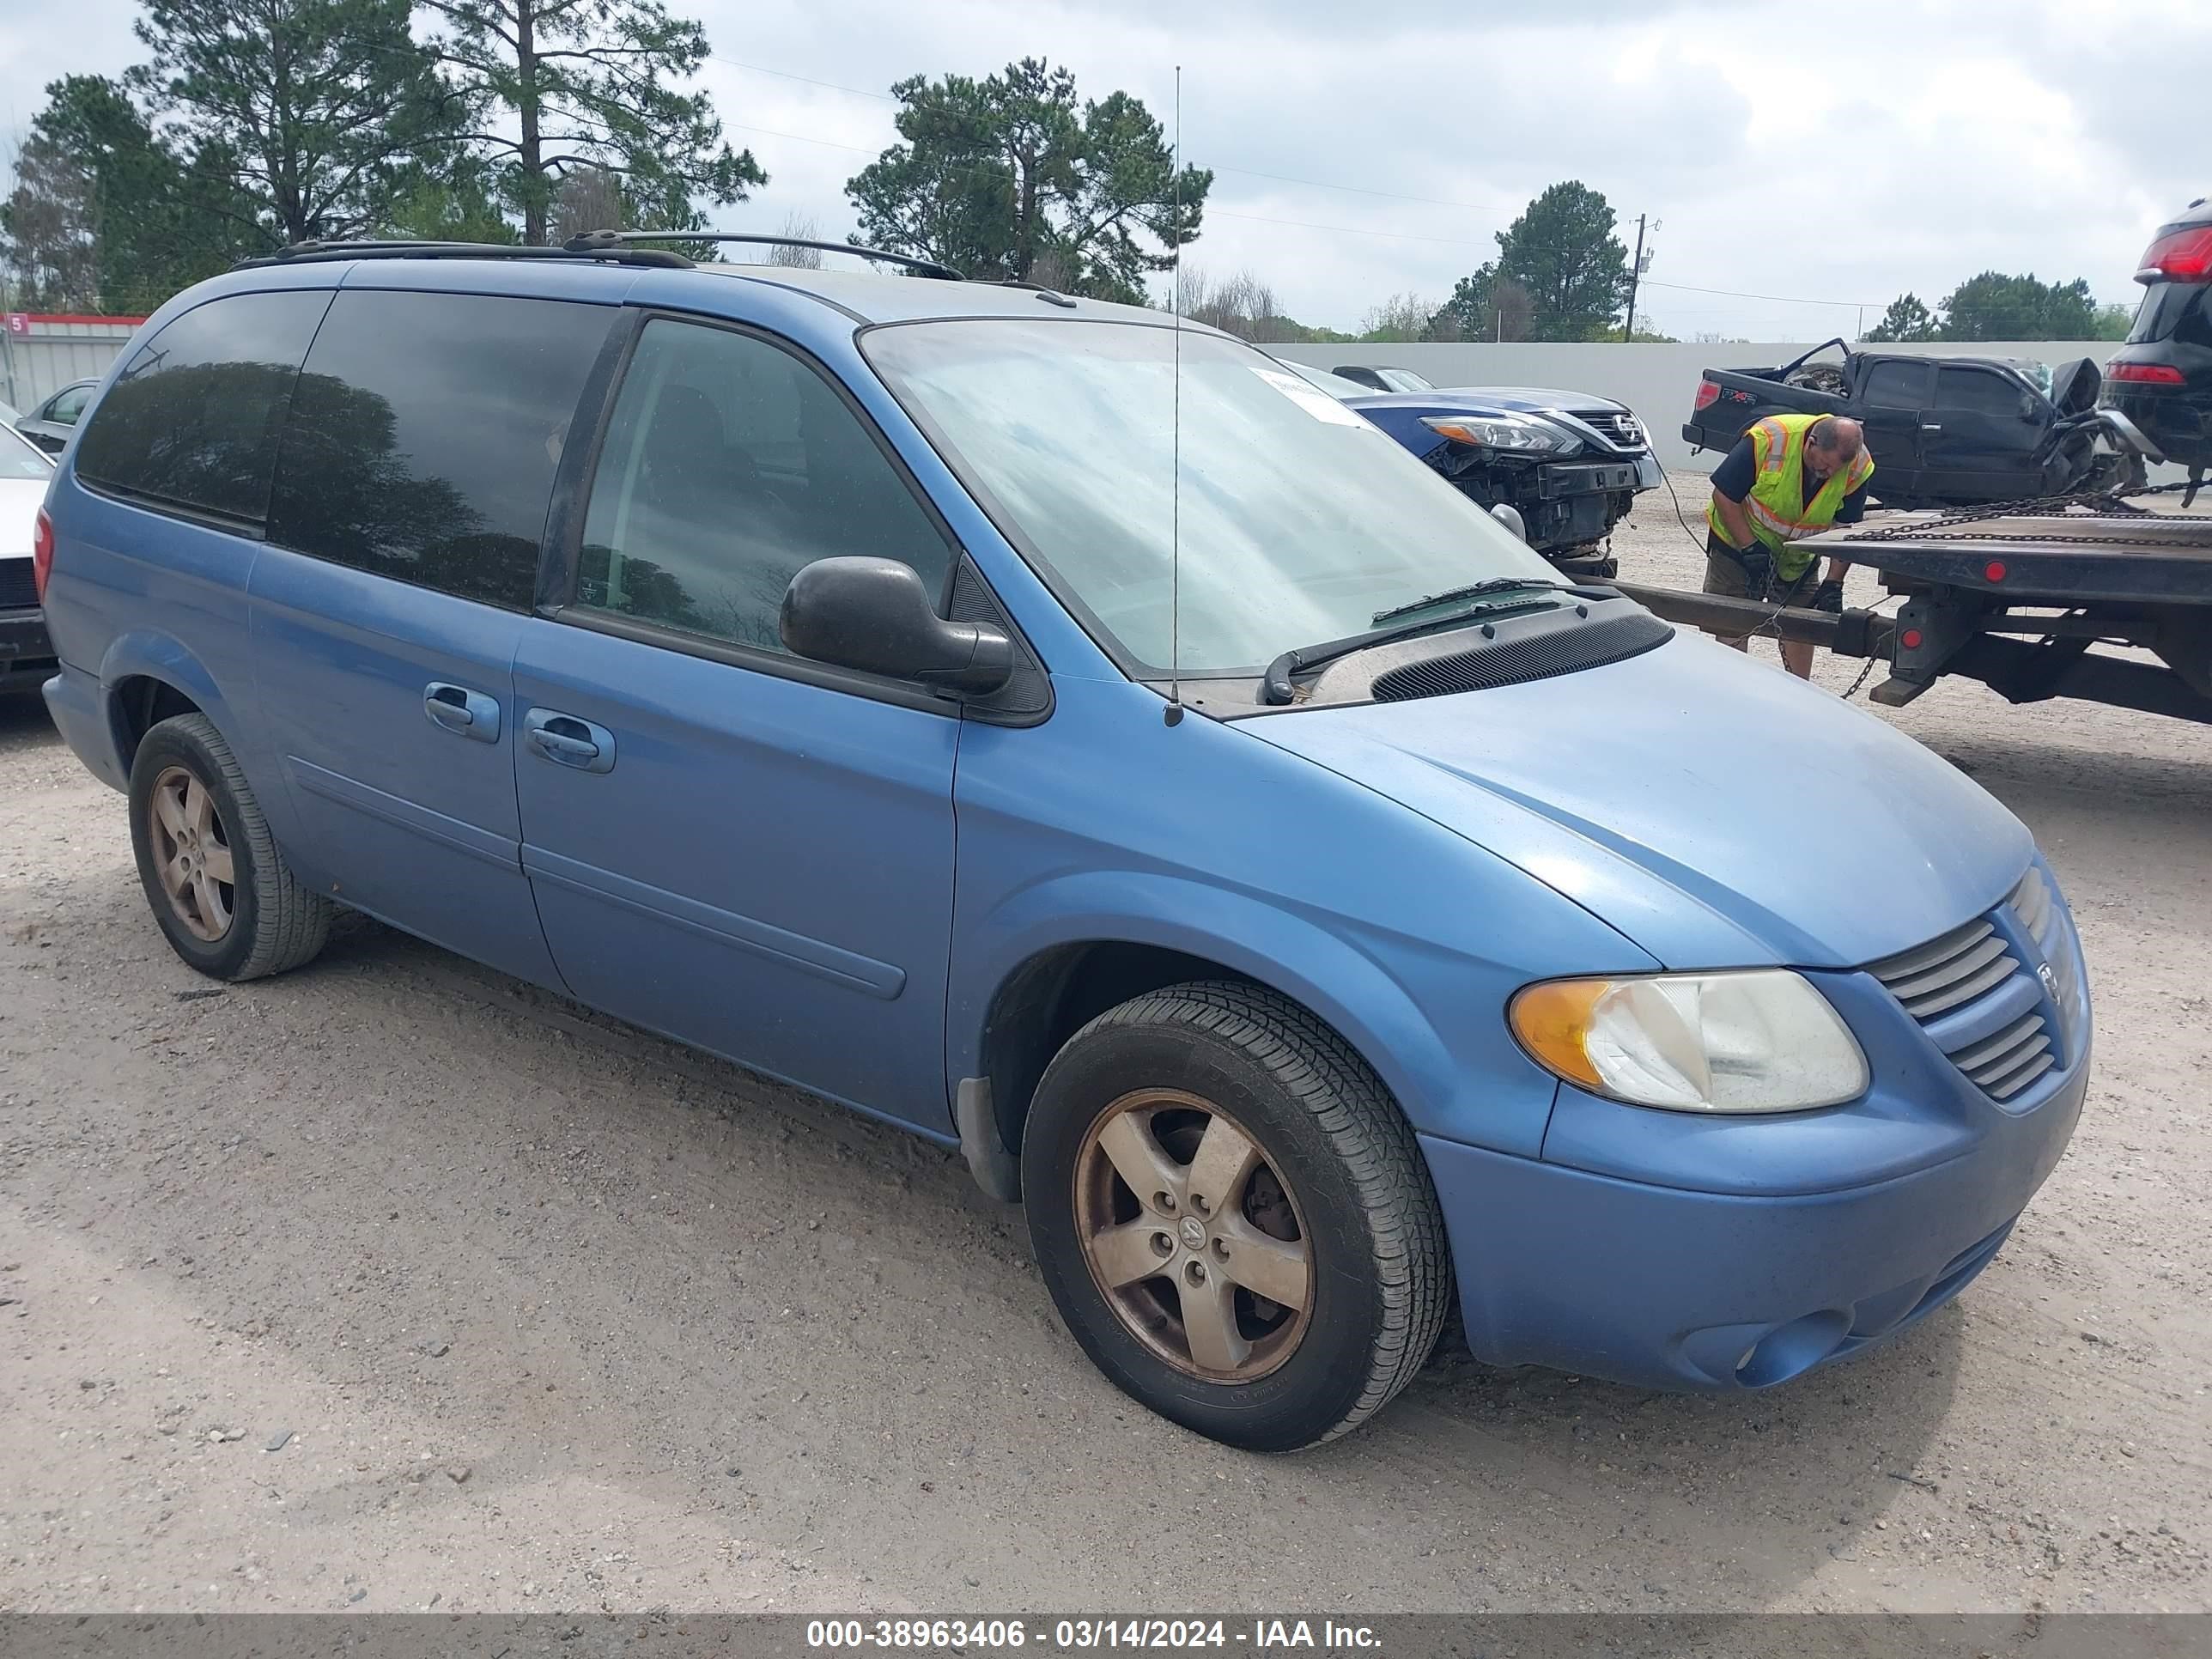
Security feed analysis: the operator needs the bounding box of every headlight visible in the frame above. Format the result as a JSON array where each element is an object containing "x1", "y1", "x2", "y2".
[
  {"x1": 1419, "y1": 413, "x2": 1576, "y2": 454},
  {"x1": 1510, "y1": 971, "x2": 1868, "y2": 1114}
]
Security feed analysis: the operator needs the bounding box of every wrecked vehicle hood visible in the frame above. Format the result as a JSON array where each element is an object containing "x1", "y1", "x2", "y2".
[
  {"x1": 1346, "y1": 386, "x2": 1632, "y2": 416},
  {"x1": 1244, "y1": 629, "x2": 2032, "y2": 970}
]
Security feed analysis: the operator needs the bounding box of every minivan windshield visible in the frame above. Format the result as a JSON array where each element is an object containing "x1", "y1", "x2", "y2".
[{"x1": 866, "y1": 319, "x2": 1556, "y2": 674}]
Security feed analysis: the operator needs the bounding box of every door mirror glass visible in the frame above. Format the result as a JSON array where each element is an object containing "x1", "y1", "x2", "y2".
[{"x1": 781, "y1": 557, "x2": 1014, "y2": 694}]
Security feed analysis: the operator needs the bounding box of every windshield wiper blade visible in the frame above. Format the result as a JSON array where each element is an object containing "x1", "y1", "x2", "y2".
[
  {"x1": 1259, "y1": 593, "x2": 1562, "y2": 706},
  {"x1": 1370, "y1": 576, "x2": 1562, "y2": 626}
]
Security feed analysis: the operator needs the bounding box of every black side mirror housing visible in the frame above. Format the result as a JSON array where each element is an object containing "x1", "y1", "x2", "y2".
[{"x1": 781, "y1": 556, "x2": 1015, "y2": 696}]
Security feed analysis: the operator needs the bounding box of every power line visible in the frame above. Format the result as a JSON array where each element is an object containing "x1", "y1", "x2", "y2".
[
  {"x1": 706, "y1": 55, "x2": 1510, "y2": 216},
  {"x1": 708, "y1": 56, "x2": 1887, "y2": 315},
  {"x1": 1210, "y1": 208, "x2": 1493, "y2": 246},
  {"x1": 709, "y1": 56, "x2": 895, "y2": 100},
  {"x1": 1205, "y1": 167, "x2": 1507, "y2": 215},
  {"x1": 1640, "y1": 276, "x2": 1881, "y2": 308},
  {"x1": 725, "y1": 121, "x2": 875, "y2": 154}
]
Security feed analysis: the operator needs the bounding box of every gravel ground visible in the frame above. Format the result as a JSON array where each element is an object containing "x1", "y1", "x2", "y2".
[{"x1": 3, "y1": 479, "x2": 2209, "y2": 1615}]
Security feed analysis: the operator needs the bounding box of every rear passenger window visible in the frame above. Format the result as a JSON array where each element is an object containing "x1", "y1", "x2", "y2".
[
  {"x1": 75, "y1": 289, "x2": 331, "y2": 525},
  {"x1": 1861, "y1": 360, "x2": 1929, "y2": 410},
  {"x1": 574, "y1": 319, "x2": 952, "y2": 655},
  {"x1": 1937, "y1": 367, "x2": 2034, "y2": 419},
  {"x1": 268, "y1": 290, "x2": 611, "y2": 610}
]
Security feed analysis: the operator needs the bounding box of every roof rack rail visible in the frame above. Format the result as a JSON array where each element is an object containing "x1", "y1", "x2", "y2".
[
  {"x1": 562, "y1": 229, "x2": 963, "y2": 281},
  {"x1": 235, "y1": 237, "x2": 692, "y2": 270}
]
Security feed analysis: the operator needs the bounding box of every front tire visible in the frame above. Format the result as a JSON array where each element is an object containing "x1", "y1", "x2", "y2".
[
  {"x1": 1022, "y1": 982, "x2": 1450, "y2": 1450},
  {"x1": 128, "y1": 713, "x2": 331, "y2": 981}
]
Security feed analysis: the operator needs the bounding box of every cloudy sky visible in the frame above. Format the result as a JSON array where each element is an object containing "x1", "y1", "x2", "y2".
[{"x1": 3, "y1": 0, "x2": 2203, "y2": 337}]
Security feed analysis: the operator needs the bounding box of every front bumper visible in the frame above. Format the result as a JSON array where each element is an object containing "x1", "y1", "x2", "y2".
[
  {"x1": 1465, "y1": 455, "x2": 1653, "y2": 554},
  {"x1": 1, "y1": 609, "x2": 57, "y2": 696},
  {"x1": 1415, "y1": 1022, "x2": 2087, "y2": 1398}
]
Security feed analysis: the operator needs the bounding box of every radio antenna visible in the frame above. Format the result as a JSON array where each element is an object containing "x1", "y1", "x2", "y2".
[{"x1": 1164, "y1": 64, "x2": 1185, "y2": 728}]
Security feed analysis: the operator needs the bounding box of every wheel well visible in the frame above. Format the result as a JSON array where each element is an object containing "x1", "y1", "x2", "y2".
[
  {"x1": 110, "y1": 677, "x2": 204, "y2": 772},
  {"x1": 978, "y1": 942, "x2": 1265, "y2": 1157}
]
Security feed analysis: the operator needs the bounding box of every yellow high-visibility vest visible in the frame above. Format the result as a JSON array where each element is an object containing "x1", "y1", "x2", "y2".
[{"x1": 1708, "y1": 413, "x2": 1876, "y2": 580}]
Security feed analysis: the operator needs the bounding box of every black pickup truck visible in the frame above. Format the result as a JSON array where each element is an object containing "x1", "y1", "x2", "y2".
[{"x1": 1682, "y1": 340, "x2": 2160, "y2": 507}]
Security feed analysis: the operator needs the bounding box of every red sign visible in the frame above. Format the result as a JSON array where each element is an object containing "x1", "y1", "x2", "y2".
[{"x1": 3, "y1": 313, "x2": 29, "y2": 337}]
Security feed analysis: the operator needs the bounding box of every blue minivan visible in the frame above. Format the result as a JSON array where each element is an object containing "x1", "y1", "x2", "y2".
[{"x1": 34, "y1": 239, "x2": 2091, "y2": 1450}]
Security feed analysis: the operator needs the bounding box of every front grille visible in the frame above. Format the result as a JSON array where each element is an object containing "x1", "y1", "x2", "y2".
[
  {"x1": 1569, "y1": 410, "x2": 1645, "y2": 449},
  {"x1": 0, "y1": 557, "x2": 35, "y2": 611},
  {"x1": 1872, "y1": 919, "x2": 2015, "y2": 1018},
  {"x1": 1868, "y1": 867, "x2": 2081, "y2": 1103}
]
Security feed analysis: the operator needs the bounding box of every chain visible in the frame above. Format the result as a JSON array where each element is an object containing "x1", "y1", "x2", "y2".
[
  {"x1": 1821, "y1": 480, "x2": 2202, "y2": 697},
  {"x1": 1854, "y1": 527, "x2": 2209, "y2": 548},
  {"x1": 1841, "y1": 480, "x2": 2196, "y2": 544}
]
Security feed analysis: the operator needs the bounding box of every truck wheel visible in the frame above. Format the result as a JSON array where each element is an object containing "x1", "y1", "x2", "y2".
[
  {"x1": 1021, "y1": 981, "x2": 1450, "y2": 1451},
  {"x1": 128, "y1": 713, "x2": 331, "y2": 981}
]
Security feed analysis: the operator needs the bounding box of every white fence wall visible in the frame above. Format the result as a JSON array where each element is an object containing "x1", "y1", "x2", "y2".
[
  {"x1": 1269, "y1": 341, "x2": 2124, "y2": 470},
  {"x1": 0, "y1": 317, "x2": 146, "y2": 414}
]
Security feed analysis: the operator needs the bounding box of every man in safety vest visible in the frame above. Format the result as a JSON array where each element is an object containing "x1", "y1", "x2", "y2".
[{"x1": 1704, "y1": 412, "x2": 1874, "y2": 679}]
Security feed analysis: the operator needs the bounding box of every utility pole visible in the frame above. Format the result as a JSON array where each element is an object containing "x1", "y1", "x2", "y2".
[{"x1": 1622, "y1": 213, "x2": 1647, "y2": 343}]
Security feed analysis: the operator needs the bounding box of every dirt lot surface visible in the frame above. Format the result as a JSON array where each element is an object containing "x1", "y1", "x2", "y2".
[{"x1": 3, "y1": 478, "x2": 2209, "y2": 1616}]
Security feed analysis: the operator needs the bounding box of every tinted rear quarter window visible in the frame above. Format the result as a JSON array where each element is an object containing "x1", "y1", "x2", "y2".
[
  {"x1": 76, "y1": 289, "x2": 332, "y2": 525},
  {"x1": 268, "y1": 289, "x2": 612, "y2": 610}
]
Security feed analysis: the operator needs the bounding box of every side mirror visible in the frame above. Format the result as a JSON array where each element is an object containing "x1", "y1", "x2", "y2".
[
  {"x1": 1489, "y1": 502, "x2": 1528, "y2": 542},
  {"x1": 781, "y1": 556, "x2": 1015, "y2": 696}
]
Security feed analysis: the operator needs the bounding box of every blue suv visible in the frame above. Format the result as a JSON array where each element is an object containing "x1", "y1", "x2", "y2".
[{"x1": 34, "y1": 236, "x2": 2091, "y2": 1450}]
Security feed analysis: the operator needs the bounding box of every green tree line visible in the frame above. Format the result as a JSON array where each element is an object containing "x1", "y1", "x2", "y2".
[
  {"x1": 1863, "y1": 276, "x2": 2134, "y2": 343},
  {"x1": 3, "y1": 3, "x2": 1204, "y2": 315}
]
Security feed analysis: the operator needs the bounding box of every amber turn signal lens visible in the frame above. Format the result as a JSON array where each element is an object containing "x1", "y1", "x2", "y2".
[{"x1": 1507, "y1": 979, "x2": 1611, "y2": 1092}]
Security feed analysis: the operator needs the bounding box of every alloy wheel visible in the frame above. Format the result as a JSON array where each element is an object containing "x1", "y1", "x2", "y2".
[
  {"x1": 146, "y1": 765, "x2": 235, "y2": 943},
  {"x1": 1072, "y1": 1089, "x2": 1315, "y2": 1381}
]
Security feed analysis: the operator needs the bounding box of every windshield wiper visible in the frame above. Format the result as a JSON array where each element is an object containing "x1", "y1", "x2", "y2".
[
  {"x1": 1259, "y1": 591, "x2": 1564, "y2": 706},
  {"x1": 1370, "y1": 576, "x2": 1562, "y2": 626}
]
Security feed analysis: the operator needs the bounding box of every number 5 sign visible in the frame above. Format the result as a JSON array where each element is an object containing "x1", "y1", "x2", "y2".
[{"x1": 3, "y1": 313, "x2": 29, "y2": 337}]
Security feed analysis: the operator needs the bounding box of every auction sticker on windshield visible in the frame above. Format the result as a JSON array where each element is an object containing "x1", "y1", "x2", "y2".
[{"x1": 1249, "y1": 367, "x2": 1370, "y2": 427}]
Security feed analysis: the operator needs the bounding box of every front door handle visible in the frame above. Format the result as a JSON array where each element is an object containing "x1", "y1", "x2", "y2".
[
  {"x1": 523, "y1": 708, "x2": 616, "y2": 774},
  {"x1": 424, "y1": 682, "x2": 501, "y2": 743},
  {"x1": 1921, "y1": 422, "x2": 1943, "y2": 432}
]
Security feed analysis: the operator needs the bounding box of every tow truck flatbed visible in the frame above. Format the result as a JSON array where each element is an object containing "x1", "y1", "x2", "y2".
[{"x1": 1615, "y1": 489, "x2": 2212, "y2": 726}]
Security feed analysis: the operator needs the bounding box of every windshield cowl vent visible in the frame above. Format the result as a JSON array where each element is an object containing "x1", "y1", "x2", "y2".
[{"x1": 1308, "y1": 601, "x2": 1673, "y2": 706}]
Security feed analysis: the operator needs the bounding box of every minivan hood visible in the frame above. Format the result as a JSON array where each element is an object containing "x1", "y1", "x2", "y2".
[{"x1": 1246, "y1": 630, "x2": 2032, "y2": 970}]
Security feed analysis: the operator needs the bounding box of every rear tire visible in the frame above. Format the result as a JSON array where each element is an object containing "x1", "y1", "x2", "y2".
[
  {"x1": 1021, "y1": 981, "x2": 1450, "y2": 1451},
  {"x1": 128, "y1": 713, "x2": 331, "y2": 981}
]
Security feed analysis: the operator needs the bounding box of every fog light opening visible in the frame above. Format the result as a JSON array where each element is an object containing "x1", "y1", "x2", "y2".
[{"x1": 1734, "y1": 1310, "x2": 1852, "y2": 1388}]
